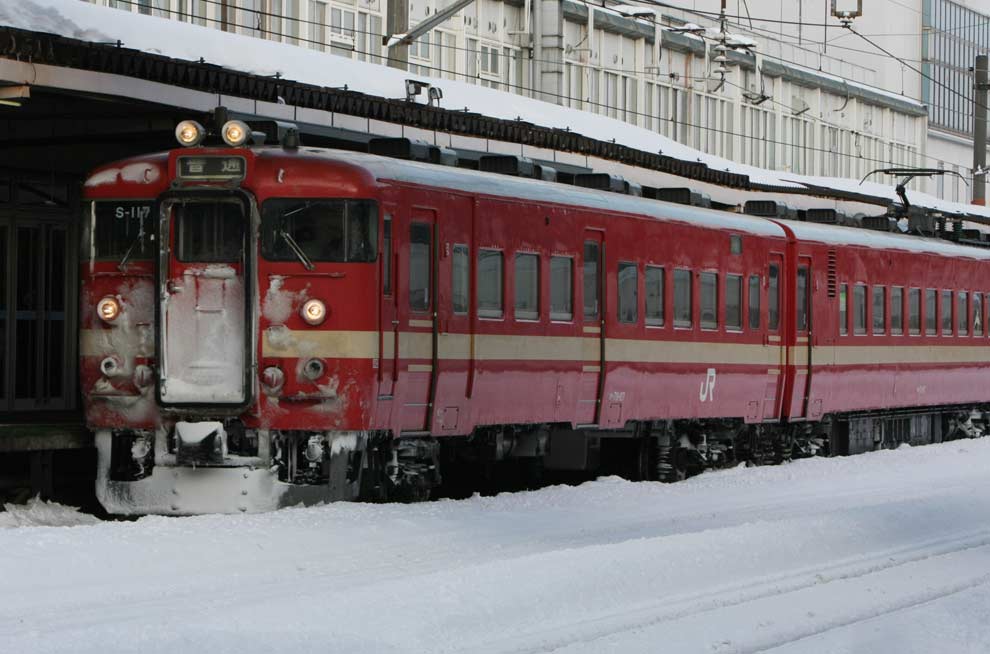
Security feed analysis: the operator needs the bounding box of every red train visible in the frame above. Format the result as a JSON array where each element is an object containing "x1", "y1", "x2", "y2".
[{"x1": 81, "y1": 117, "x2": 990, "y2": 514}]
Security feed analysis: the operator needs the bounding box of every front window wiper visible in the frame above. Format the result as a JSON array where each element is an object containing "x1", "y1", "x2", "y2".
[
  {"x1": 118, "y1": 225, "x2": 145, "y2": 272},
  {"x1": 278, "y1": 213, "x2": 315, "y2": 271}
]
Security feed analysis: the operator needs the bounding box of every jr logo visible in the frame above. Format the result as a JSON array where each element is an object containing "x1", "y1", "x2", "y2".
[{"x1": 699, "y1": 368, "x2": 717, "y2": 402}]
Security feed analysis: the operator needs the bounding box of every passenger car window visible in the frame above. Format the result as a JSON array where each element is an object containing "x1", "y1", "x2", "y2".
[
  {"x1": 408, "y1": 223, "x2": 431, "y2": 312},
  {"x1": 583, "y1": 241, "x2": 600, "y2": 321},
  {"x1": 891, "y1": 287, "x2": 903, "y2": 335},
  {"x1": 768, "y1": 264, "x2": 780, "y2": 331},
  {"x1": 514, "y1": 253, "x2": 539, "y2": 320},
  {"x1": 853, "y1": 284, "x2": 866, "y2": 334},
  {"x1": 726, "y1": 274, "x2": 742, "y2": 330},
  {"x1": 839, "y1": 284, "x2": 848, "y2": 335},
  {"x1": 617, "y1": 262, "x2": 638, "y2": 324},
  {"x1": 478, "y1": 249, "x2": 504, "y2": 318},
  {"x1": 748, "y1": 275, "x2": 761, "y2": 330},
  {"x1": 872, "y1": 286, "x2": 886, "y2": 335},
  {"x1": 796, "y1": 267, "x2": 809, "y2": 332},
  {"x1": 550, "y1": 256, "x2": 573, "y2": 321},
  {"x1": 700, "y1": 272, "x2": 718, "y2": 330},
  {"x1": 926, "y1": 289, "x2": 937, "y2": 335},
  {"x1": 909, "y1": 288, "x2": 921, "y2": 335},
  {"x1": 941, "y1": 290, "x2": 953, "y2": 335},
  {"x1": 958, "y1": 291, "x2": 969, "y2": 335},
  {"x1": 645, "y1": 266, "x2": 664, "y2": 326},
  {"x1": 674, "y1": 269, "x2": 692, "y2": 328},
  {"x1": 975, "y1": 293, "x2": 984, "y2": 336},
  {"x1": 452, "y1": 244, "x2": 468, "y2": 315}
]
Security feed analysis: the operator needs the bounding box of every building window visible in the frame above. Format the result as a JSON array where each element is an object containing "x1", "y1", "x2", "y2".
[
  {"x1": 700, "y1": 272, "x2": 718, "y2": 330},
  {"x1": 550, "y1": 256, "x2": 573, "y2": 321},
  {"x1": 309, "y1": 1, "x2": 327, "y2": 51},
  {"x1": 674, "y1": 269, "x2": 692, "y2": 328},
  {"x1": 452, "y1": 244, "x2": 468, "y2": 314},
  {"x1": 617, "y1": 262, "x2": 638, "y2": 324},
  {"x1": 645, "y1": 266, "x2": 664, "y2": 326},
  {"x1": 478, "y1": 250, "x2": 503, "y2": 318},
  {"x1": 514, "y1": 253, "x2": 539, "y2": 320}
]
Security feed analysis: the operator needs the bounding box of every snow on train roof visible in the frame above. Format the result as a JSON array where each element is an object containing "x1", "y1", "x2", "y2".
[
  {"x1": 783, "y1": 219, "x2": 990, "y2": 260},
  {"x1": 320, "y1": 149, "x2": 786, "y2": 238},
  {"x1": 10, "y1": 0, "x2": 990, "y2": 224}
]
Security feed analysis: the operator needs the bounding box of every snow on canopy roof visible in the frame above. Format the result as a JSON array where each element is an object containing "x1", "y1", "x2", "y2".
[
  {"x1": 308, "y1": 149, "x2": 787, "y2": 238},
  {"x1": 783, "y1": 219, "x2": 990, "y2": 260},
  {"x1": 4, "y1": 0, "x2": 988, "y2": 222}
]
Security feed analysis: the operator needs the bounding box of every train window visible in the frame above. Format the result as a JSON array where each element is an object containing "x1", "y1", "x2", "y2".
[
  {"x1": 91, "y1": 201, "x2": 153, "y2": 261},
  {"x1": 853, "y1": 284, "x2": 866, "y2": 334},
  {"x1": 452, "y1": 244, "x2": 468, "y2": 315},
  {"x1": 748, "y1": 275, "x2": 760, "y2": 330},
  {"x1": 583, "y1": 241, "x2": 601, "y2": 322},
  {"x1": 941, "y1": 290, "x2": 953, "y2": 335},
  {"x1": 514, "y1": 253, "x2": 539, "y2": 320},
  {"x1": 958, "y1": 291, "x2": 969, "y2": 335},
  {"x1": 674, "y1": 269, "x2": 692, "y2": 328},
  {"x1": 872, "y1": 286, "x2": 886, "y2": 335},
  {"x1": 909, "y1": 288, "x2": 921, "y2": 335},
  {"x1": 726, "y1": 274, "x2": 742, "y2": 331},
  {"x1": 768, "y1": 264, "x2": 780, "y2": 331},
  {"x1": 617, "y1": 262, "x2": 638, "y2": 324},
  {"x1": 796, "y1": 267, "x2": 809, "y2": 332},
  {"x1": 261, "y1": 199, "x2": 378, "y2": 263},
  {"x1": 550, "y1": 256, "x2": 573, "y2": 321},
  {"x1": 891, "y1": 287, "x2": 903, "y2": 335},
  {"x1": 839, "y1": 284, "x2": 848, "y2": 335},
  {"x1": 177, "y1": 201, "x2": 244, "y2": 262},
  {"x1": 645, "y1": 266, "x2": 664, "y2": 327},
  {"x1": 700, "y1": 272, "x2": 718, "y2": 330},
  {"x1": 478, "y1": 249, "x2": 504, "y2": 318},
  {"x1": 409, "y1": 223, "x2": 431, "y2": 312},
  {"x1": 383, "y1": 216, "x2": 392, "y2": 295},
  {"x1": 925, "y1": 290, "x2": 937, "y2": 335},
  {"x1": 975, "y1": 294, "x2": 984, "y2": 336}
]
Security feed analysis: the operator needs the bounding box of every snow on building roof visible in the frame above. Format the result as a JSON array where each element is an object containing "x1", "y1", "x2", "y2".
[{"x1": 3, "y1": 0, "x2": 987, "y2": 222}]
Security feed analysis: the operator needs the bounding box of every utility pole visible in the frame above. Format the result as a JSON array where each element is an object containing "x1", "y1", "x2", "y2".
[{"x1": 974, "y1": 54, "x2": 988, "y2": 206}]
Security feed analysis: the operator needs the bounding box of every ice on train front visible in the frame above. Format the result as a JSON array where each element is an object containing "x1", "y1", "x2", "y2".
[{"x1": 82, "y1": 117, "x2": 382, "y2": 514}]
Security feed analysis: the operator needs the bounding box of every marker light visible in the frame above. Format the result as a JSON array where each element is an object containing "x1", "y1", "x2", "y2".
[
  {"x1": 221, "y1": 120, "x2": 251, "y2": 147},
  {"x1": 175, "y1": 120, "x2": 206, "y2": 147},
  {"x1": 96, "y1": 296, "x2": 121, "y2": 323},
  {"x1": 301, "y1": 299, "x2": 327, "y2": 326}
]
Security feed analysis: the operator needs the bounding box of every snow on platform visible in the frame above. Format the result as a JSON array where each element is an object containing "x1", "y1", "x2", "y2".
[{"x1": 3, "y1": 440, "x2": 990, "y2": 652}]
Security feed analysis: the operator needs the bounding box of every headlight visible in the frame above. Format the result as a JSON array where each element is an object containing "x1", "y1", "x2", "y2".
[
  {"x1": 301, "y1": 299, "x2": 327, "y2": 326},
  {"x1": 96, "y1": 296, "x2": 121, "y2": 323},
  {"x1": 175, "y1": 120, "x2": 206, "y2": 147},
  {"x1": 221, "y1": 120, "x2": 251, "y2": 147}
]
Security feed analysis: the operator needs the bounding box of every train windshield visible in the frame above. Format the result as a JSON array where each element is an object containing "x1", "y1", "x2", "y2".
[
  {"x1": 85, "y1": 200, "x2": 154, "y2": 262},
  {"x1": 261, "y1": 199, "x2": 378, "y2": 264}
]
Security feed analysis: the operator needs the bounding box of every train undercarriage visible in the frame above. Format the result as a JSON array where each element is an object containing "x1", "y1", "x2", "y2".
[{"x1": 96, "y1": 403, "x2": 990, "y2": 514}]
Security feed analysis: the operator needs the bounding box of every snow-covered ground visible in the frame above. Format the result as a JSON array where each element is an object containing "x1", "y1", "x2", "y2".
[{"x1": 3, "y1": 440, "x2": 990, "y2": 653}]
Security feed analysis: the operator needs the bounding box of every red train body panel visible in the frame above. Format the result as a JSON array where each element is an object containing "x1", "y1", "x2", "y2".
[{"x1": 80, "y1": 141, "x2": 990, "y2": 514}]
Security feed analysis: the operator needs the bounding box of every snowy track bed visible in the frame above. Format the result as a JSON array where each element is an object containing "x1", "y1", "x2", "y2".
[{"x1": 4, "y1": 441, "x2": 990, "y2": 653}]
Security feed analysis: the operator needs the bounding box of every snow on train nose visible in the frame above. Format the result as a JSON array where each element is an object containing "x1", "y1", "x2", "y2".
[{"x1": 175, "y1": 421, "x2": 228, "y2": 466}]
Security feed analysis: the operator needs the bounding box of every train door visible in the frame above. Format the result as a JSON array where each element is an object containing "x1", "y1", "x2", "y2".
[
  {"x1": 432, "y1": 195, "x2": 473, "y2": 433},
  {"x1": 579, "y1": 230, "x2": 605, "y2": 425},
  {"x1": 763, "y1": 253, "x2": 786, "y2": 420},
  {"x1": 158, "y1": 196, "x2": 251, "y2": 406},
  {"x1": 378, "y1": 210, "x2": 397, "y2": 399},
  {"x1": 396, "y1": 205, "x2": 437, "y2": 431},
  {"x1": 787, "y1": 256, "x2": 813, "y2": 420}
]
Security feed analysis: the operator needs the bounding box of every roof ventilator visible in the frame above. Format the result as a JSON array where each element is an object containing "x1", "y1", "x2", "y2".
[
  {"x1": 479, "y1": 155, "x2": 557, "y2": 182},
  {"x1": 368, "y1": 137, "x2": 458, "y2": 166},
  {"x1": 743, "y1": 200, "x2": 799, "y2": 221},
  {"x1": 654, "y1": 188, "x2": 711, "y2": 208},
  {"x1": 573, "y1": 173, "x2": 642, "y2": 196}
]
